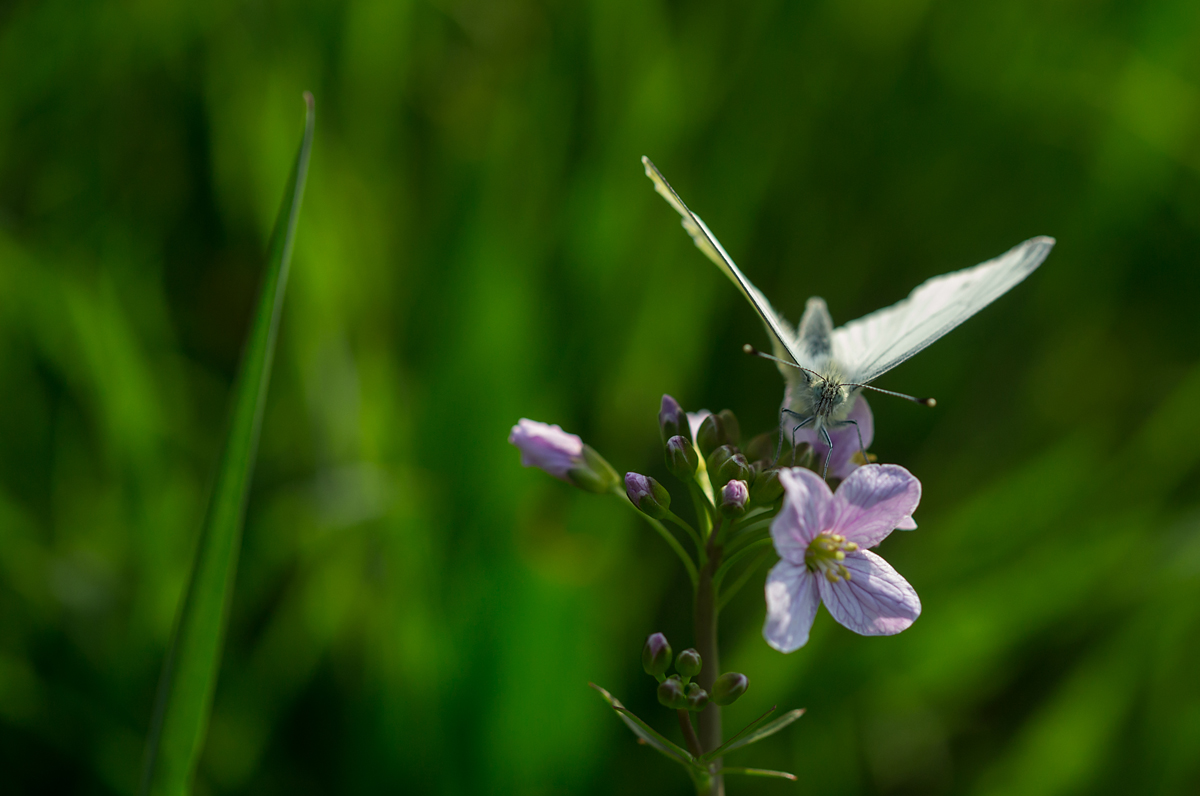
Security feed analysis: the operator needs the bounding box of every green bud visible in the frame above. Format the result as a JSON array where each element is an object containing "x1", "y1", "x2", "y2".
[
  {"x1": 642, "y1": 633, "x2": 673, "y2": 677},
  {"x1": 750, "y1": 466, "x2": 784, "y2": 505},
  {"x1": 710, "y1": 672, "x2": 749, "y2": 706},
  {"x1": 657, "y1": 676, "x2": 688, "y2": 710},
  {"x1": 567, "y1": 444, "x2": 620, "y2": 493},
  {"x1": 714, "y1": 450, "x2": 751, "y2": 490},
  {"x1": 675, "y1": 648, "x2": 702, "y2": 678},
  {"x1": 686, "y1": 682, "x2": 710, "y2": 711},
  {"x1": 659, "y1": 395, "x2": 691, "y2": 445},
  {"x1": 744, "y1": 432, "x2": 776, "y2": 464},
  {"x1": 716, "y1": 409, "x2": 741, "y2": 448},
  {"x1": 706, "y1": 444, "x2": 735, "y2": 487},
  {"x1": 664, "y1": 435, "x2": 699, "y2": 479},
  {"x1": 625, "y1": 473, "x2": 671, "y2": 519},
  {"x1": 792, "y1": 441, "x2": 814, "y2": 471},
  {"x1": 695, "y1": 414, "x2": 725, "y2": 458}
]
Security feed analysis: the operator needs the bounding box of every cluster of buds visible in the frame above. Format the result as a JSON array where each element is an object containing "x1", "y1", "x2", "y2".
[
  {"x1": 642, "y1": 633, "x2": 747, "y2": 711},
  {"x1": 627, "y1": 396, "x2": 796, "y2": 525}
]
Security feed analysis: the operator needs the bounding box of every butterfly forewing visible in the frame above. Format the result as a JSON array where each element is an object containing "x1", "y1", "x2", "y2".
[
  {"x1": 642, "y1": 156, "x2": 1054, "y2": 395},
  {"x1": 832, "y1": 236, "x2": 1055, "y2": 385},
  {"x1": 642, "y1": 157, "x2": 810, "y2": 370}
]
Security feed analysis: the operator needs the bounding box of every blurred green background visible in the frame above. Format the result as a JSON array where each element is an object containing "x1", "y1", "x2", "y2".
[{"x1": 2, "y1": 0, "x2": 1200, "y2": 794}]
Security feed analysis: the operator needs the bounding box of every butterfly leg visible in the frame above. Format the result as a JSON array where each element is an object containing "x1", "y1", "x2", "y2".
[
  {"x1": 780, "y1": 410, "x2": 814, "y2": 466},
  {"x1": 832, "y1": 419, "x2": 868, "y2": 468},
  {"x1": 819, "y1": 425, "x2": 835, "y2": 480}
]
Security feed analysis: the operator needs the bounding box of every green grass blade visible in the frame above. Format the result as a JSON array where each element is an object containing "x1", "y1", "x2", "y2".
[{"x1": 139, "y1": 93, "x2": 315, "y2": 796}]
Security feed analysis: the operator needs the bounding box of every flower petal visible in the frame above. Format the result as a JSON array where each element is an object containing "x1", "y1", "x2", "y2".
[
  {"x1": 896, "y1": 515, "x2": 917, "y2": 531},
  {"x1": 763, "y1": 561, "x2": 821, "y2": 652},
  {"x1": 687, "y1": 410, "x2": 712, "y2": 440},
  {"x1": 790, "y1": 395, "x2": 873, "y2": 479},
  {"x1": 817, "y1": 550, "x2": 920, "y2": 636},
  {"x1": 508, "y1": 419, "x2": 584, "y2": 481},
  {"x1": 829, "y1": 464, "x2": 921, "y2": 548},
  {"x1": 770, "y1": 467, "x2": 833, "y2": 563}
]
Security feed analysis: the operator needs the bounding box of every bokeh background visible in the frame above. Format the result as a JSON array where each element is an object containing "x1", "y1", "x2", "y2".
[{"x1": 2, "y1": 0, "x2": 1200, "y2": 794}]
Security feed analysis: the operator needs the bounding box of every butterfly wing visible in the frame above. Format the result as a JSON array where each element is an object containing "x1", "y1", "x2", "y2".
[
  {"x1": 642, "y1": 156, "x2": 808, "y2": 369},
  {"x1": 833, "y1": 236, "x2": 1055, "y2": 385}
]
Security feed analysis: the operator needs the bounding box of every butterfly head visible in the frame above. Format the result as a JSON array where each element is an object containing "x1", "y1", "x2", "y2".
[
  {"x1": 782, "y1": 366, "x2": 854, "y2": 423},
  {"x1": 810, "y1": 374, "x2": 853, "y2": 421}
]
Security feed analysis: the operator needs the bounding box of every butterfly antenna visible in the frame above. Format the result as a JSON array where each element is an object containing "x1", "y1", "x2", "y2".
[
  {"x1": 742, "y1": 344, "x2": 825, "y2": 382},
  {"x1": 848, "y1": 382, "x2": 937, "y2": 408}
]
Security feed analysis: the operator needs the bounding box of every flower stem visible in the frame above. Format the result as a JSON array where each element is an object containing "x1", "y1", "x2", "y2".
[
  {"x1": 694, "y1": 518, "x2": 724, "y2": 796},
  {"x1": 615, "y1": 493, "x2": 699, "y2": 587},
  {"x1": 676, "y1": 709, "x2": 704, "y2": 758}
]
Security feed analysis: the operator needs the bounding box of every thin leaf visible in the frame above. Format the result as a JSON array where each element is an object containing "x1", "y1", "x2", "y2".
[
  {"x1": 721, "y1": 767, "x2": 798, "y2": 781},
  {"x1": 705, "y1": 708, "x2": 806, "y2": 760},
  {"x1": 589, "y1": 683, "x2": 698, "y2": 768},
  {"x1": 139, "y1": 93, "x2": 315, "y2": 796}
]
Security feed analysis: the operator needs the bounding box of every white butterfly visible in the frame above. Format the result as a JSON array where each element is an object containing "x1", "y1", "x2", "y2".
[{"x1": 642, "y1": 156, "x2": 1055, "y2": 475}]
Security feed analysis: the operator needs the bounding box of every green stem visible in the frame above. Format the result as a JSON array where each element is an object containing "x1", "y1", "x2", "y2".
[
  {"x1": 677, "y1": 709, "x2": 704, "y2": 758},
  {"x1": 694, "y1": 518, "x2": 724, "y2": 796},
  {"x1": 689, "y1": 482, "x2": 715, "y2": 539},
  {"x1": 617, "y1": 494, "x2": 699, "y2": 588},
  {"x1": 722, "y1": 526, "x2": 770, "y2": 560},
  {"x1": 713, "y1": 537, "x2": 772, "y2": 589},
  {"x1": 717, "y1": 548, "x2": 773, "y2": 611},
  {"x1": 664, "y1": 510, "x2": 704, "y2": 555}
]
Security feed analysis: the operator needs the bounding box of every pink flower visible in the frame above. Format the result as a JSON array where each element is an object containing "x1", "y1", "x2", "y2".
[
  {"x1": 763, "y1": 465, "x2": 922, "y2": 652},
  {"x1": 508, "y1": 419, "x2": 584, "y2": 482},
  {"x1": 790, "y1": 394, "x2": 874, "y2": 481}
]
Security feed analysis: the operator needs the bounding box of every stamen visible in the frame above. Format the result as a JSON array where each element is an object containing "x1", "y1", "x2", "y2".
[{"x1": 805, "y1": 531, "x2": 859, "y2": 583}]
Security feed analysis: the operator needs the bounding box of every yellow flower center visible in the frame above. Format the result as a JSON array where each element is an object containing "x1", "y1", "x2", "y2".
[{"x1": 805, "y1": 532, "x2": 859, "y2": 582}]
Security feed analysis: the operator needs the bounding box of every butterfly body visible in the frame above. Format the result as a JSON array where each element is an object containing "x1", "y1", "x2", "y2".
[
  {"x1": 642, "y1": 156, "x2": 1054, "y2": 474},
  {"x1": 776, "y1": 296, "x2": 856, "y2": 432}
]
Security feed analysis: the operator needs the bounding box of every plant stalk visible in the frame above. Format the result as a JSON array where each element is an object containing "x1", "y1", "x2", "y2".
[{"x1": 694, "y1": 523, "x2": 724, "y2": 796}]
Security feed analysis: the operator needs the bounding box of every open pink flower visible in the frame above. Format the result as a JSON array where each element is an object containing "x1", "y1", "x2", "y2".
[
  {"x1": 763, "y1": 465, "x2": 921, "y2": 652},
  {"x1": 509, "y1": 419, "x2": 584, "y2": 482},
  {"x1": 790, "y1": 394, "x2": 873, "y2": 481}
]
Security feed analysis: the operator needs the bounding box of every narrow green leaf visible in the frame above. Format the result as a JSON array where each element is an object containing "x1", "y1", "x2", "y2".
[
  {"x1": 704, "y1": 707, "x2": 806, "y2": 761},
  {"x1": 721, "y1": 767, "x2": 798, "y2": 780},
  {"x1": 588, "y1": 683, "x2": 699, "y2": 769},
  {"x1": 139, "y1": 93, "x2": 315, "y2": 796}
]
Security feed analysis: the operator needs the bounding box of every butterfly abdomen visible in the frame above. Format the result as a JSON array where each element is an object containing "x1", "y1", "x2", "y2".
[{"x1": 797, "y1": 297, "x2": 834, "y2": 361}]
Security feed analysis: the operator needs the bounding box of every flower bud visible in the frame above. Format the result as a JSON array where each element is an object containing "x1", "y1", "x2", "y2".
[
  {"x1": 710, "y1": 672, "x2": 749, "y2": 706},
  {"x1": 657, "y1": 676, "x2": 688, "y2": 710},
  {"x1": 720, "y1": 479, "x2": 749, "y2": 518},
  {"x1": 706, "y1": 444, "x2": 734, "y2": 485},
  {"x1": 566, "y1": 444, "x2": 621, "y2": 494},
  {"x1": 695, "y1": 413, "x2": 726, "y2": 458},
  {"x1": 675, "y1": 648, "x2": 702, "y2": 678},
  {"x1": 664, "y1": 435, "x2": 699, "y2": 479},
  {"x1": 750, "y1": 467, "x2": 784, "y2": 505},
  {"x1": 625, "y1": 473, "x2": 671, "y2": 518},
  {"x1": 686, "y1": 682, "x2": 710, "y2": 711},
  {"x1": 642, "y1": 633, "x2": 673, "y2": 677},
  {"x1": 792, "y1": 441, "x2": 814, "y2": 471},
  {"x1": 658, "y1": 395, "x2": 691, "y2": 445},
  {"x1": 509, "y1": 419, "x2": 584, "y2": 482},
  {"x1": 708, "y1": 446, "x2": 751, "y2": 490},
  {"x1": 743, "y1": 432, "x2": 776, "y2": 464},
  {"x1": 716, "y1": 409, "x2": 741, "y2": 447}
]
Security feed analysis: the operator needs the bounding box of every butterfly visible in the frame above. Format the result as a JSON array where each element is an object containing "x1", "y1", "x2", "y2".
[{"x1": 642, "y1": 156, "x2": 1055, "y2": 477}]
